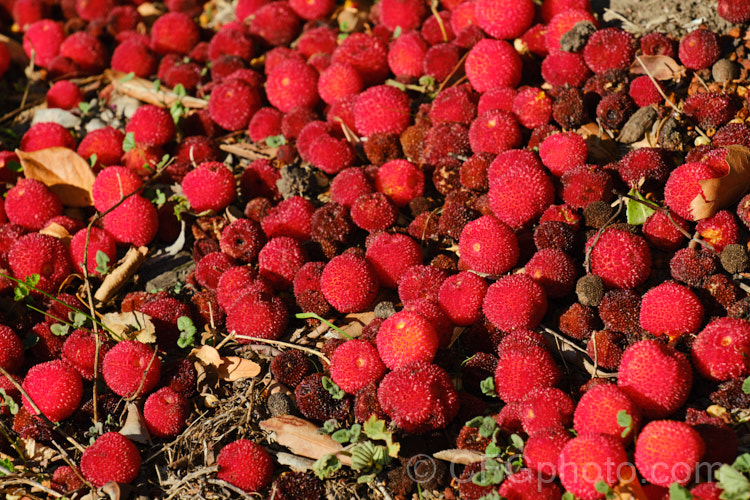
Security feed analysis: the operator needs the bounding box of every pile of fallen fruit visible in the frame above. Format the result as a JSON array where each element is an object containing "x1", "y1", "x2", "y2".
[{"x1": 4, "y1": 0, "x2": 750, "y2": 497}]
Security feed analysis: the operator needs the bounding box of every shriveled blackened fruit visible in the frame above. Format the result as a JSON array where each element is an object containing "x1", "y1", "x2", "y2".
[
  {"x1": 360, "y1": 317, "x2": 385, "y2": 343},
  {"x1": 432, "y1": 159, "x2": 463, "y2": 196},
  {"x1": 400, "y1": 122, "x2": 430, "y2": 163},
  {"x1": 721, "y1": 244, "x2": 749, "y2": 274},
  {"x1": 421, "y1": 123, "x2": 471, "y2": 167},
  {"x1": 729, "y1": 297, "x2": 750, "y2": 320},
  {"x1": 533, "y1": 221, "x2": 575, "y2": 253},
  {"x1": 354, "y1": 382, "x2": 388, "y2": 423},
  {"x1": 245, "y1": 197, "x2": 272, "y2": 222},
  {"x1": 456, "y1": 425, "x2": 492, "y2": 452},
  {"x1": 13, "y1": 407, "x2": 55, "y2": 442},
  {"x1": 79, "y1": 393, "x2": 122, "y2": 420},
  {"x1": 364, "y1": 132, "x2": 401, "y2": 166},
  {"x1": 270, "y1": 472, "x2": 325, "y2": 500},
  {"x1": 191, "y1": 289, "x2": 225, "y2": 328},
  {"x1": 576, "y1": 274, "x2": 605, "y2": 307},
  {"x1": 583, "y1": 68, "x2": 629, "y2": 99},
  {"x1": 294, "y1": 262, "x2": 333, "y2": 319},
  {"x1": 431, "y1": 253, "x2": 458, "y2": 273},
  {"x1": 710, "y1": 378, "x2": 750, "y2": 410},
  {"x1": 587, "y1": 330, "x2": 625, "y2": 371},
  {"x1": 460, "y1": 153, "x2": 493, "y2": 192},
  {"x1": 462, "y1": 351, "x2": 498, "y2": 395},
  {"x1": 528, "y1": 124, "x2": 560, "y2": 150},
  {"x1": 599, "y1": 289, "x2": 641, "y2": 335},
  {"x1": 559, "y1": 303, "x2": 598, "y2": 340},
  {"x1": 409, "y1": 197, "x2": 434, "y2": 218},
  {"x1": 553, "y1": 87, "x2": 587, "y2": 129},
  {"x1": 193, "y1": 238, "x2": 220, "y2": 262},
  {"x1": 670, "y1": 248, "x2": 717, "y2": 288},
  {"x1": 403, "y1": 454, "x2": 449, "y2": 491},
  {"x1": 459, "y1": 315, "x2": 504, "y2": 355},
  {"x1": 704, "y1": 274, "x2": 744, "y2": 309},
  {"x1": 583, "y1": 200, "x2": 615, "y2": 229},
  {"x1": 438, "y1": 202, "x2": 478, "y2": 240},
  {"x1": 310, "y1": 202, "x2": 353, "y2": 258},
  {"x1": 162, "y1": 358, "x2": 198, "y2": 397},
  {"x1": 295, "y1": 373, "x2": 352, "y2": 422},
  {"x1": 737, "y1": 193, "x2": 750, "y2": 230},
  {"x1": 596, "y1": 92, "x2": 634, "y2": 129},
  {"x1": 270, "y1": 350, "x2": 314, "y2": 388},
  {"x1": 386, "y1": 464, "x2": 415, "y2": 497}
]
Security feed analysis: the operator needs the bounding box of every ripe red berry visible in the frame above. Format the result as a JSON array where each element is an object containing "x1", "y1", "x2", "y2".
[
  {"x1": 143, "y1": 387, "x2": 190, "y2": 438},
  {"x1": 216, "y1": 439, "x2": 274, "y2": 492},
  {"x1": 102, "y1": 340, "x2": 161, "y2": 398},
  {"x1": 22, "y1": 359, "x2": 83, "y2": 422},
  {"x1": 81, "y1": 432, "x2": 142, "y2": 487}
]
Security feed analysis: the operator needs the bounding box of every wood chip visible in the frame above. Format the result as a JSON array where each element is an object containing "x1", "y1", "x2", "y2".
[
  {"x1": 432, "y1": 449, "x2": 485, "y2": 465},
  {"x1": 104, "y1": 69, "x2": 208, "y2": 110},
  {"x1": 94, "y1": 246, "x2": 149, "y2": 304}
]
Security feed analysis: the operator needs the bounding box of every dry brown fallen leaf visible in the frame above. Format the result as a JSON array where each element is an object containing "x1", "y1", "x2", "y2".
[
  {"x1": 432, "y1": 449, "x2": 485, "y2": 465},
  {"x1": 691, "y1": 145, "x2": 750, "y2": 220},
  {"x1": 15, "y1": 147, "x2": 96, "y2": 207},
  {"x1": 0, "y1": 34, "x2": 30, "y2": 67},
  {"x1": 339, "y1": 311, "x2": 376, "y2": 338},
  {"x1": 217, "y1": 355, "x2": 261, "y2": 381},
  {"x1": 260, "y1": 415, "x2": 352, "y2": 466},
  {"x1": 190, "y1": 345, "x2": 261, "y2": 382},
  {"x1": 39, "y1": 222, "x2": 71, "y2": 244},
  {"x1": 630, "y1": 55, "x2": 687, "y2": 81},
  {"x1": 119, "y1": 402, "x2": 151, "y2": 444},
  {"x1": 577, "y1": 122, "x2": 619, "y2": 164},
  {"x1": 100, "y1": 310, "x2": 156, "y2": 343}
]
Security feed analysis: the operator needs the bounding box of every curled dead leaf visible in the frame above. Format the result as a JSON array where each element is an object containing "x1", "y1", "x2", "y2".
[
  {"x1": 630, "y1": 55, "x2": 686, "y2": 81},
  {"x1": 260, "y1": 415, "x2": 352, "y2": 466},
  {"x1": 15, "y1": 147, "x2": 95, "y2": 207},
  {"x1": 190, "y1": 344, "x2": 222, "y2": 366},
  {"x1": 690, "y1": 145, "x2": 750, "y2": 220},
  {"x1": 119, "y1": 402, "x2": 151, "y2": 444},
  {"x1": 20, "y1": 438, "x2": 58, "y2": 464},
  {"x1": 101, "y1": 482, "x2": 133, "y2": 500}
]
